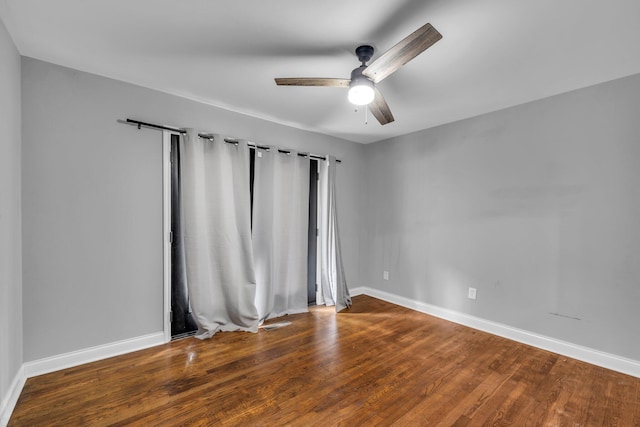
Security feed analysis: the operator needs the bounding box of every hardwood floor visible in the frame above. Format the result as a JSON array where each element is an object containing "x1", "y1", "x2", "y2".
[{"x1": 10, "y1": 295, "x2": 640, "y2": 426}]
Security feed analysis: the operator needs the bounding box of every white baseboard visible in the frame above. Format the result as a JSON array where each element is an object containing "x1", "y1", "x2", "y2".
[
  {"x1": 0, "y1": 366, "x2": 26, "y2": 427},
  {"x1": 2, "y1": 332, "x2": 165, "y2": 425},
  {"x1": 349, "y1": 286, "x2": 366, "y2": 296},
  {"x1": 356, "y1": 286, "x2": 640, "y2": 378},
  {"x1": 23, "y1": 332, "x2": 165, "y2": 378}
]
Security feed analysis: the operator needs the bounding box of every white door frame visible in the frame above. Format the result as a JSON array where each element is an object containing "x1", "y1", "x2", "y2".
[{"x1": 162, "y1": 130, "x2": 177, "y2": 343}]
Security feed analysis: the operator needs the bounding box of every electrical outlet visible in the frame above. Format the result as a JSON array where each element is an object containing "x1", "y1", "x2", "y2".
[
  {"x1": 383, "y1": 271, "x2": 389, "y2": 280},
  {"x1": 468, "y1": 287, "x2": 477, "y2": 300}
]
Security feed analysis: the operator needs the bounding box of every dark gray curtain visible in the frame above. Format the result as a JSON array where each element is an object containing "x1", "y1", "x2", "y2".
[{"x1": 170, "y1": 136, "x2": 197, "y2": 337}]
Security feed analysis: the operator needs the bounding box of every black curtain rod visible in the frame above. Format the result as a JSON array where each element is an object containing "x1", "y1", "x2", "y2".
[
  {"x1": 121, "y1": 118, "x2": 187, "y2": 134},
  {"x1": 121, "y1": 118, "x2": 341, "y2": 163}
]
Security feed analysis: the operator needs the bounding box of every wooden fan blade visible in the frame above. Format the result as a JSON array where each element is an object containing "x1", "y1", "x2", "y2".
[
  {"x1": 274, "y1": 78, "x2": 350, "y2": 87},
  {"x1": 369, "y1": 88, "x2": 394, "y2": 125},
  {"x1": 362, "y1": 23, "x2": 442, "y2": 83}
]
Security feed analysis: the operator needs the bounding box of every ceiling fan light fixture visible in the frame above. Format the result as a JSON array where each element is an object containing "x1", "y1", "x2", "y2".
[
  {"x1": 348, "y1": 66, "x2": 375, "y2": 105},
  {"x1": 348, "y1": 81, "x2": 375, "y2": 105}
]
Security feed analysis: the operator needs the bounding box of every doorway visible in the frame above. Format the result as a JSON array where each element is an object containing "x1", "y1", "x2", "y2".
[
  {"x1": 307, "y1": 159, "x2": 319, "y2": 305},
  {"x1": 169, "y1": 134, "x2": 198, "y2": 339}
]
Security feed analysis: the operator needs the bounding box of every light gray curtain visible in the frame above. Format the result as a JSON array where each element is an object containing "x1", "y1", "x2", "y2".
[
  {"x1": 253, "y1": 149, "x2": 310, "y2": 321},
  {"x1": 179, "y1": 130, "x2": 259, "y2": 339},
  {"x1": 319, "y1": 155, "x2": 351, "y2": 312}
]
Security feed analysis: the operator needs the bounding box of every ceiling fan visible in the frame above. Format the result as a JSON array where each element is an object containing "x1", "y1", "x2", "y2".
[{"x1": 275, "y1": 22, "x2": 442, "y2": 125}]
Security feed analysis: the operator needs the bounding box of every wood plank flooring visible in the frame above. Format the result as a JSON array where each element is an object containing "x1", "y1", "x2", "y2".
[{"x1": 9, "y1": 295, "x2": 640, "y2": 426}]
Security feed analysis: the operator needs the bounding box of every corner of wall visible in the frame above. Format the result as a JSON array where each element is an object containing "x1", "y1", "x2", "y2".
[
  {"x1": 0, "y1": 12, "x2": 23, "y2": 427},
  {"x1": 0, "y1": 367, "x2": 25, "y2": 427}
]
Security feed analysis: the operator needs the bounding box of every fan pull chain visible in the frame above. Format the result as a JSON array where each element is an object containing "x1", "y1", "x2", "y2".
[{"x1": 354, "y1": 106, "x2": 368, "y2": 125}]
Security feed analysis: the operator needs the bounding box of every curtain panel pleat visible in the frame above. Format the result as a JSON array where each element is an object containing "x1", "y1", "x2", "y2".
[
  {"x1": 253, "y1": 150, "x2": 310, "y2": 321},
  {"x1": 319, "y1": 155, "x2": 352, "y2": 312},
  {"x1": 179, "y1": 130, "x2": 259, "y2": 339}
]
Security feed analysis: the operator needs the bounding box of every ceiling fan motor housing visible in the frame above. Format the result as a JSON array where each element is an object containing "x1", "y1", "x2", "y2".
[
  {"x1": 350, "y1": 66, "x2": 374, "y2": 90},
  {"x1": 350, "y1": 65, "x2": 370, "y2": 83}
]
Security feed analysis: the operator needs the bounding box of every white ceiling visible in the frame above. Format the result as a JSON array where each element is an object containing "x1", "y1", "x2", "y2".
[{"x1": 2, "y1": 0, "x2": 640, "y2": 144}]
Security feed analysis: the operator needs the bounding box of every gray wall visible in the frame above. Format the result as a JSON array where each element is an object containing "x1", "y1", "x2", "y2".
[
  {"x1": 22, "y1": 48, "x2": 640, "y2": 367},
  {"x1": 21, "y1": 57, "x2": 365, "y2": 362},
  {"x1": 361, "y1": 73, "x2": 640, "y2": 361},
  {"x1": 0, "y1": 17, "x2": 22, "y2": 410}
]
